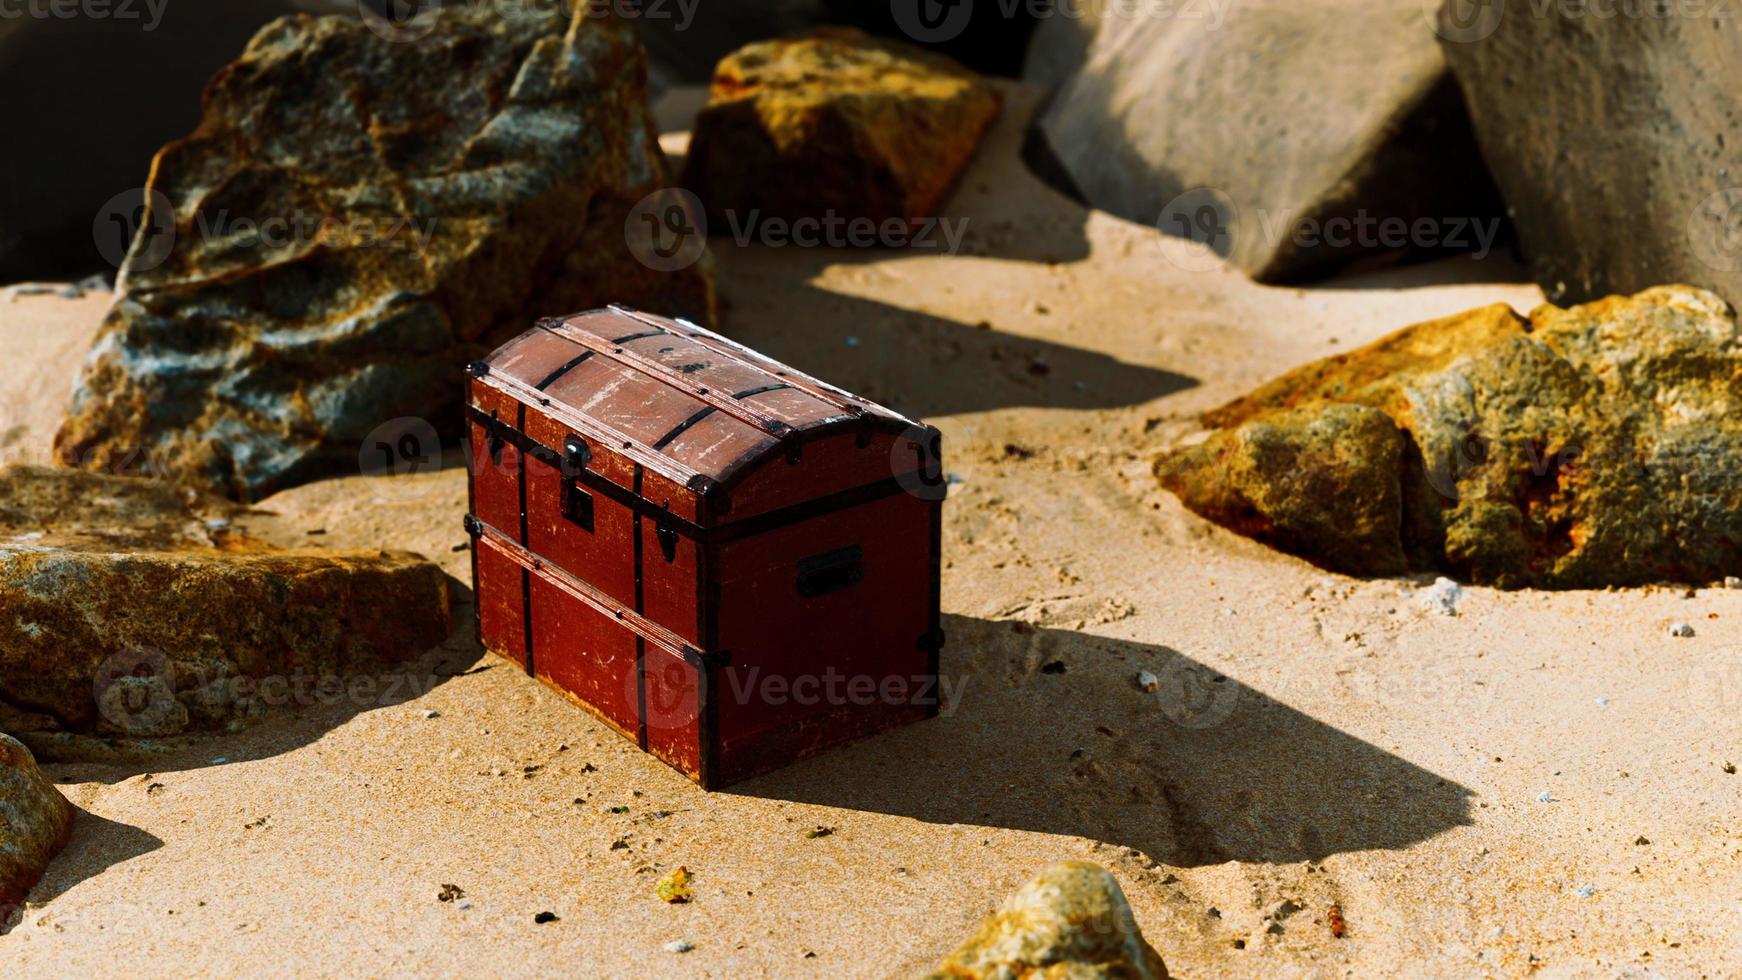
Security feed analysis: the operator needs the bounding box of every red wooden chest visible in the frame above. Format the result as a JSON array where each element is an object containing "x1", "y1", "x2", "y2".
[{"x1": 464, "y1": 306, "x2": 944, "y2": 789}]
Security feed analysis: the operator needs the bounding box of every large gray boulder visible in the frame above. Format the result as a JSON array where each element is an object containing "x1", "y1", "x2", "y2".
[
  {"x1": 1029, "y1": 0, "x2": 1502, "y2": 282},
  {"x1": 53, "y1": 4, "x2": 714, "y2": 501},
  {"x1": 1437, "y1": 2, "x2": 1742, "y2": 306}
]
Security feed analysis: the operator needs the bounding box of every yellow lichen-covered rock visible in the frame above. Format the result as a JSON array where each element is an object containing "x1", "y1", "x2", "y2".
[
  {"x1": 681, "y1": 27, "x2": 1000, "y2": 226},
  {"x1": 54, "y1": 4, "x2": 714, "y2": 502},
  {"x1": 1159, "y1": 286, "x2": 1742, "y2": 588},
  {"x1": 928, "y1": 861, "x2": 1168, "y2": 979},
  {"x1": 0, "y1": 733, "x2": 75, "y2": 909},
  {"x1": 0, "y1": 466, "x2": 451, "y2": 739}
]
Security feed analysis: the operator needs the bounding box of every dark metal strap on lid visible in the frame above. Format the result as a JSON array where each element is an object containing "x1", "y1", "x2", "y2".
[
  {"x1": 539, "y1": 315, "x2": 799, "y2": 441},
  {"x1": 534, "y1": 349, "x2": 593, "y2": 391}
]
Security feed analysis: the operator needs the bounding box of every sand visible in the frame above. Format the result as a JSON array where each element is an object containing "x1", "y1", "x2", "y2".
[{"x1": 2, "y1": 85, "x2": 1739, "y2": 977}]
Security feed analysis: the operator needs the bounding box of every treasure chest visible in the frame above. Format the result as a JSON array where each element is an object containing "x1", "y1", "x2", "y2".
[{"x1": 464, "y1": 306, "x2": 944, "y2": 789}]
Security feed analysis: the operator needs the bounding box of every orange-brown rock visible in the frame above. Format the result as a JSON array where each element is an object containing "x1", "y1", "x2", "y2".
[
  {"x1": 54, "y1": 4, "x2": 713, "y2": 502},
  {"x1": 0, "y1": 733, "x2": 75, "y2": 910},
  {"x1": 681, "y1": 27, "x2": 999, "y2": 228},
  {"x1": 1158, "y1": 286, "x2": 1742, "y2": 588},
  {"x1": 0, "y1": 466, "x2": 450, "y2": 740}
]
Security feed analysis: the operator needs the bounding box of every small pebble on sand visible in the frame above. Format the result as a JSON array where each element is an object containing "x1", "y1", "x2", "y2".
[
  {"x1": 1573, "y1": 884, "x2": 1596, "y2": 897},
  {"x1": 422, "y1": 709, "x2": 440, "y2": 719},
  {"x1": 663, "y1": 941, "x2": 694, "y2": 954},
  {"x1": 1419, "y1": 577, "x2": 1463, "y2": 616},
  {"x1": 1136, "y1": 671, "x2": 1159, "y2": 693},
  {"x1": 1669, "y1": 621, "x2": 1696, "y2": 638},
  {"x1": 1536, "y1": 790, "x2": 1556, "y2": 803}
]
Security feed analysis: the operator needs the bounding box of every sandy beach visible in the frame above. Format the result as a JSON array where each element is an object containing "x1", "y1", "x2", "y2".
[{"x1": 3, "y1": 85, "x2": 1739, "y2": 978}]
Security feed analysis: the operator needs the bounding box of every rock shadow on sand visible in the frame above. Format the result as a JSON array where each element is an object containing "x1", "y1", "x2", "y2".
[
  {"x1": 733, "y1": 615, "x2": 1473, "y2": 867},
  {"x1": 1, "y1": 812, "x2": 162, "y2": 935},
  {"x1": 19, "y1": 581, "x2": 485, "y2": 786}
]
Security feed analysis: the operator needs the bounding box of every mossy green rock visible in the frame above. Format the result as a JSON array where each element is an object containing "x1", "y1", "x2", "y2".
[
  {"x1": 1158, "y1": 286, "x2": 1742, "y2": 588},
  {"x1": 928, "y1": 861, "x2": 1168, "y2": 979}
]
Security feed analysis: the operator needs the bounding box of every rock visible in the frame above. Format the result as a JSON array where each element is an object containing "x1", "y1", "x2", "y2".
[
  {"x1": 927, "y1": 861, "x2": 1168, "y2": 979},
  {"x1": 0, "y1": 1, "x2": 348, "y2": 281},
  {"x1": 1021, "y1": 3, "x2": 1103, "y2": 92},
  {"x1": 1029, "y1": 1, "x2": 1503, "y2": 282},
  {"x1": 0, "y1": 465, "x2": 451, "y2": 741},
  {"x1": 54, "y1": 4, "x2": 715, "y2": 502},
  {"x1": 1160, "y1": 403, "x2": 1411, "y2": 576},
  {"x1": 1437, "y1": 4, "x2": 1742, "y2": 307},
  {"x1": 680, "y1": 28, "x2": 1000, "y2": 229},
  {"x1": 1419, "y1": 577, "x2": 1464, "y2": 617},
  {"x1": 0, "y1": 733, "x2": 75, "y2": 909},
  {"x1": 1158, "y1": 286, "x2": 1742, "y2": 588}
]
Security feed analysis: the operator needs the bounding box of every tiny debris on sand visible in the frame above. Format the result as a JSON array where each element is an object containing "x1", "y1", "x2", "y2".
[
  {"x1": 663, "y1": 940, "x2": 694, "y2": 954},
  {"x1": 657, "y1": 867, "x2": 693, "y2": 904},
  {"x1": 1669, "y1": 621, "x2": 1695, "y2": 638},
  {"x1": 1327, "y1": 904, "x2": 1347, "y2": 938},
  {"x1": 533, "y1": 911, "x2": 559, "y2": 924},
  {"x1": 1136, "y1": 671, "x2": 1159, "y2": 693}
]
